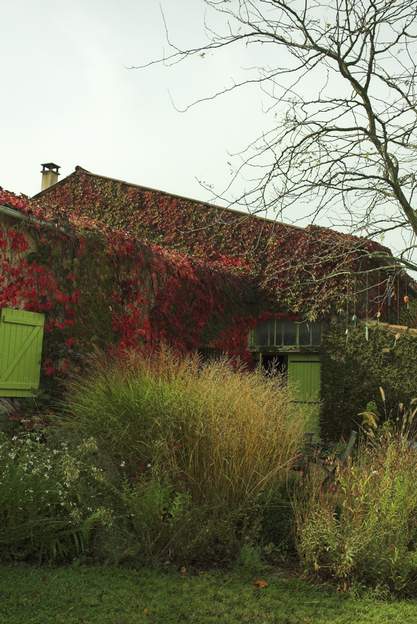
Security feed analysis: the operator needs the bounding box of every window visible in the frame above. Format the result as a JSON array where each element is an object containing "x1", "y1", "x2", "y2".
[{"x1": 250, "y1": 319, "x2": 322, "y2": 349}]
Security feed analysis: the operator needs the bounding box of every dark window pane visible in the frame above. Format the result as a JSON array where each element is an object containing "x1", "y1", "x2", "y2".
[
  {"x1": 282, "y1": 321, "x2": 297, "y2": 346},
  {"x1": 254, "y1": 322, "x2": 269, "y2": 347},
  {"x1": 274, "y1": 320, "x2": 282, "y2": 346},
  {"x1": 299, "y1": 323, "x2": 311, "y2": 346},
  {"x1": 311, "y1": 323, "x2": 322, "y2": 345}
]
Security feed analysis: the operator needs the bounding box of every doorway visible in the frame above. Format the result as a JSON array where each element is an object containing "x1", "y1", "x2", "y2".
[
  {"x1": 260, "y1": 353, "x2": 288, "y2": 378},
  {"x1": 260, "y1": 351, "x2": 321, "y2": 436}
]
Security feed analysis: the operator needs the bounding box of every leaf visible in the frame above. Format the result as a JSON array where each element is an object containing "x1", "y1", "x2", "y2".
[
  {"x1": 359, "y1": 410, "x2": 378, "y2": 430},
  {"x1": 253, "y1": 579, "x2": 268, "y2": 589}
]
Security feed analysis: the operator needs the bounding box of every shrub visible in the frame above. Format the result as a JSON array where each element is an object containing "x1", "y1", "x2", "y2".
[
  {"x1": 295, "y1": 422, "x2": 417, "y2": 594},
  {"x1": 321, "y1": 322, "x2": 417, "y2": 440},
  {"x1": 59, "y1": 347, "x2": 305, "y2": 564},
  {"x1": 92, "y1": 477, "x2": 194, "y2": 565},
  {"x1": 0, "y1": 432, "x2": 110, "y2": 562}
]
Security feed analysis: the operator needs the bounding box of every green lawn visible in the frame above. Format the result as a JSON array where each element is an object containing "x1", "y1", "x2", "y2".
[{"x1": 1, "y1": 565, "x2": 417, "y2": 624}]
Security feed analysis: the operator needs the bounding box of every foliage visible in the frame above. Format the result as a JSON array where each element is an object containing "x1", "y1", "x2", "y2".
[
  {"x1": 1, "y1": 189, "x2": 269, "y2": 391},
  {"x1": 35, "y1": 166, "x2": 399, "y2": 318},
  {"x1": 321, "y1": 322, "x2": 417, "y2": 440},
  {"x1": 295, "y1": 418, "x2": 417, "y2": 595},
  {"x1": 0, "y1": 188, "x2": 29, "y2": 212},
  {"x1": 0, "y1": 432, "x2": 110, "y2": 562},
  {"x1": 58, "y1": 348, "x2": 305, "y2": 564},
  {"x1": 4, "y1": 565, "x2": 417, "y2": 623},
  {"x1": 92, "y1": 477, "x2": 194, "y2": 565},
  {"x1": 1, "y1": 176, "x2": 411, "y2": 401},
  {"x1": 236, "y1": 543, "x2": 265, "y2": 577},
  {"x1": 257, "y1": 482, "x2": 299, "y2": 562}
]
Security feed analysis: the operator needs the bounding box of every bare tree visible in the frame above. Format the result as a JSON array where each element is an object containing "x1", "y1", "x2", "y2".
[{"x1": 135, "y1": 0, "x2": 417, "y2": 272}]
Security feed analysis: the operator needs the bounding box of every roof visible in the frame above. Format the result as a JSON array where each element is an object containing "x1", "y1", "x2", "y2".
[
  {"x1": 34, "y1": 166, "x2": 302, "y2": 229},
  {"x1": 31, "y1": 166, "x2": 399, "y2": 317},
  {"x1": 33, "y1": 165, "x2": 385, "y2": 256}
]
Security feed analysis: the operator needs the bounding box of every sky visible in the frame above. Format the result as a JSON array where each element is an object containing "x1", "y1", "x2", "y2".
[{"x1": 1, "y1": 0, "x2": 275, "y2": 202}]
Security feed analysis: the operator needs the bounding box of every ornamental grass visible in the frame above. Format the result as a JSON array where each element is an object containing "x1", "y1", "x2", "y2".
[{"x1": 59, "y1": 347, "x2": 305, "y2": 563}]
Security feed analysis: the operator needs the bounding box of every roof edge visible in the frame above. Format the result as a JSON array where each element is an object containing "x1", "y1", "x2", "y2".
[
  {"x1": 0, "y1": 204, "x2": 27, "y2": 220},
  {"x1": 32, "y1": 168, "x2": 79, "y2": 200},
  {"x1": 33, "y1": 165, "x2": 303, "y2": 230},
  {"x1": 33, "y1": 166, "x2": 391, "y2": 252}
]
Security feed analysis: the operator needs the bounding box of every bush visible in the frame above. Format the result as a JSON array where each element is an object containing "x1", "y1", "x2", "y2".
[
  {"x1": 321, "y1": 322, "x2": 417, "y2": 440},
  {"x1": 295, "y1": 424, "x2": 417, "y2": 595},
  {"x1": 0, "y1": 432, "x2": 110, "y2": 562},
  {"x1": 59, "y1": 348, "x2": 305, "y2": 564}
]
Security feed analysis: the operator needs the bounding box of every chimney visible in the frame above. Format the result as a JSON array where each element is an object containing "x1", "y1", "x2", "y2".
[{"x1": 41, "y1": 163, "x2": 60, "y2": 190}]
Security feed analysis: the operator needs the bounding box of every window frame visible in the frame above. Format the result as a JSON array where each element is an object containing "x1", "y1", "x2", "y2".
[{"x1": 249, "y1": 319, "x2": 322, "y2": 351}]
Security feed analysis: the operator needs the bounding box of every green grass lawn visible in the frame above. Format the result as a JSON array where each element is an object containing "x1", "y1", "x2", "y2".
[{"x1": 1, "y1": 565, "x2": 417, "y2": 624}]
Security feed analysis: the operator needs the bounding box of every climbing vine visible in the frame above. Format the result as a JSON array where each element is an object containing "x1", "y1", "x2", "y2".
[
  {"x1": 0, "y1": 169, "x2": 414, "y2": 395},
  {"x1": 31, "y1": 167, "x2": 408, "y2": 319},
  {"x1": 0, "y1": 188, "x2": 270, "y2": 389}
]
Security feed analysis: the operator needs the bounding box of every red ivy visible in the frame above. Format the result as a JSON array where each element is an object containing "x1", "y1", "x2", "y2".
[{"x1": 1, "y1": 172, "x2": 411, "y2": 385}]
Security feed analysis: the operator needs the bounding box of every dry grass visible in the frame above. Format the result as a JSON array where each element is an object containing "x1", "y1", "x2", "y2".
[
  {"x1": 160, "y1": 353, "x2": 304, "y2": 509},
  {"x1": 62, "y1": 347, "x2": 305, "y2": 511}
]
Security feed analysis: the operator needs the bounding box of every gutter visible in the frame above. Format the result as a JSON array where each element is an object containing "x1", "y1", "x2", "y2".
[
  {"x1": 0, "y1": 204, "x2": 28, "y2": 221},
  {"x1": 0, "y1": 203, "x2": 72, "y2": 236}
]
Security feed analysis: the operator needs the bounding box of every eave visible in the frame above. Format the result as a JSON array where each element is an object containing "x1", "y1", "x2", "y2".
[{"x1": 0, "y1": 204, "x2": 27, "y2": 221}]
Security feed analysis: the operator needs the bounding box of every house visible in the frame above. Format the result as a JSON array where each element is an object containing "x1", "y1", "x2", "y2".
[
  {"x1": 0, "y1": 172, "x2": 263, "y2": 400},
  {"x1": 1, "y1": 163, "x2": 414, "y2": 435}
]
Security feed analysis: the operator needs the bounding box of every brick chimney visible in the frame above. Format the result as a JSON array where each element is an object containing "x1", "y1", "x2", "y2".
[{"x1": 41, "y1": 163, "x2": 60, "y2": 190}]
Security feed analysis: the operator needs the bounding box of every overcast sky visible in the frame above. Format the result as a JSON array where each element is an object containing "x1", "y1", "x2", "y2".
[{"x1": 1, "y1": 0, "x2": 276, "y2": 203}]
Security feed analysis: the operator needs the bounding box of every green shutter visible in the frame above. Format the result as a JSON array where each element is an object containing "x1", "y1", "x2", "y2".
[
  {"x1": 0, "y1": 308, "x2": 45, "y2": 397},
  {"x1": 288, "y1": 353, "x2": 321, "y2": 435}
]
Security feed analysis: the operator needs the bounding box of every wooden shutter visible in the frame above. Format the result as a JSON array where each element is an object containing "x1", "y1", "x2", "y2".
[{"x1": 0, "y1": 309, "x2": 45, "y2": 397}]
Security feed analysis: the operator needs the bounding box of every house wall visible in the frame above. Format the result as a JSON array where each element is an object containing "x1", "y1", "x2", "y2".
[
  {"x1": 3, "y1": 181, "x2": 415, "y2": 432},
  {"x1": 1, "y1": 206, "x2": 265, "y2": 391}
]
